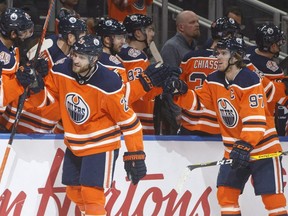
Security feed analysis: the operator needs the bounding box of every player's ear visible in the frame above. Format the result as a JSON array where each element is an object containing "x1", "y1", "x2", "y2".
[{"x1": 10, "y1": 30, "x2": 17, "y2": 39}]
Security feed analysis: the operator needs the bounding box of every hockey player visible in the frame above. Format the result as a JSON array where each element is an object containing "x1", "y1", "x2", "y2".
[
  {"x1": 0, "y1": 15, "x2": 87, "y2": 133},
  {"x1": 164, "y1": 37, "x2": 287, "y2": 216},
  {"x1": 245, "y1": 24, "x2": 287, "y2": 135},
  {"x1": 33, "y1": 34, "x2": 173, "y2": 215},
  {"x1": 117, "y1": 14, "x2": 160, "y2": 134},
  {"x1": 55, "y1": 0, "x2": 80, "y2": 35},
  {"x1": 178, "y1": 16, "x2": 241, "y2": 136},
  {"x1": 0, "y1": 7, "x2": 42, "y2": 116},
  {"x1": 95, "y1": 17, "x2": 128, "y2": 82}
]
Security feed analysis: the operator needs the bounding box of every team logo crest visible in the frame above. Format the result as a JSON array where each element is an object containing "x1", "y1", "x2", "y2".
[
  {"x1": 10, "y1": 13, "x2": 18, "y2": 21},
  {"x1": 266, "y1": 60, "x2": 279, "y2": 72},
  {"x1": 0, "y1": 51, "x2": 11, "y2": 65},
  {"x1": 128, "y1": 48, "x2": 141, "y2": 58},
  {"x1": 69, "y1": 16, "x2": 77, "y2": 24},
  {"x1": 66, "y1": 93, "x2": 90, "y2": 124},
  {"x1": 105, "y1": 20, "x2": 113, "y2": 26},
  {"x1": 130, "y1": 15, "x2": 138, "y2": 22},
  {"x1": 109, "y1": 55, "x2": 121, "y2": 64},
  {"x1": 217, "y1": 98, "x2": 238, "y2": 128}
]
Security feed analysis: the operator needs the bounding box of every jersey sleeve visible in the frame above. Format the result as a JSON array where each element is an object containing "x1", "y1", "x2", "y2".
[
  {"x1": 174, "y1": 80, "x2": 214, "y2": 112},
  {"x1": 102, "y1": 85, "x2": 144, "y2": 152}
]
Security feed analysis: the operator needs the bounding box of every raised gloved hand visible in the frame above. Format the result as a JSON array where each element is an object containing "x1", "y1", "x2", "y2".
[
  {"x1": 16, "y1": 65, "x2": 36, "y2": 88},
  {"x1": 16, "y1": 65, "x2": 44, "y2": 94},
  {"x1": 123, "y1": 151, "x2": 147, "y2": 185},
  {"x1": 29, "y1": 73, "x2": 44, "y2": 94},
  {"x1": 33, "y1": 58, "x2": 49, "y2": 78},
  {"x1": 139, "y1": 62, "x2": 182, "y2": 92},
  {"x1": 163, "y1": 77, "x2": 188, "y2": 95},
  {"x1": 230, "y1": 140, "x2": 253, "y2": 169}
]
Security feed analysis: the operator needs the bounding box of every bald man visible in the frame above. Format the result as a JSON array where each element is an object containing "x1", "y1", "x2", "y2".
[
  {"x1": 157, "y1": 10, "x2": 200, "y2": 135},
  {"x1": 161, "y1": 10, "x2": 200, "y2": 67}
]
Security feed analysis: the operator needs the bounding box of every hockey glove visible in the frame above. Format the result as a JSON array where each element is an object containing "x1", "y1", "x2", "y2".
[
  {"x1": 123, "y1": 151, "x2": 147, "y2": 185},
  {"x1": 163, "y1": 77, "x2": 188, "y2": 95},
  {"x1": 16, "y1": 65, "x2": 36, "y2": 88},
  {"x1": 29, "y1": 73, "x2": 44, "y2": 94},
  {"x1": 139, "y1": 62, "x2": 182, "y2": 92},
  {"x1": 33, "y1": 58, "x2": 49, "y2": 78},
  {"x1": 230, "y1": 140, "x2": 253, "y2": 169}
]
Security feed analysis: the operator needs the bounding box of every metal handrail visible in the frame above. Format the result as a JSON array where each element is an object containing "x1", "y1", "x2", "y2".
[
  {"x1": 153, "y1": 0, "x2": 287, "y2": 59},
  {"x1": 242, "y1": 0, "x2": 287, "y2": 16}
]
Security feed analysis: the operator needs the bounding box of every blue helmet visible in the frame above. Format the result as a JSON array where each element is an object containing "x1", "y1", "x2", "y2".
[
  {"x1": 58, "y1": 16, "x2": 87, "y2": 38},
  {"x1": 95, "y1": 17, "x2": 126, "y2": 36},
  {"x1": 217, "y1": 37, "x2": 246, "y2": 58},
  {"x1": 123, "y1": 14, "x2": 152, "y2": 34},
  {"x1": 211, "y1": 17, "x2": 241, "y2": 40},
  {"x1": 0, "y1": 7, "x2": 34, "y2": 39},
  {"x1": 72, "y1": 34, "x2": 103, "y2": 56},
  {"x1": 256, "y1": 24, "x2": 286, "y2": 51}
]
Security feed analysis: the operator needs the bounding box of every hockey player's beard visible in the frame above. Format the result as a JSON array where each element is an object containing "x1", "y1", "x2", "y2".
[{"x1": 72, "y1": 64, "x2": 91, "y2": 75}]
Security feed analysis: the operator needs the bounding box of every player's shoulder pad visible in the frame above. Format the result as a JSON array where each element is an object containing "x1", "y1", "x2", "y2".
[
  {"x1": 117, "y1": 46, "x2": 147, "y2": 61},
  {"x1": 99, "y1": 52, "x2": 123, "y2": 66},
  {"x1": 91, "y1": 63, "x2": 122, "y2": 93},
  {"x1": 182, "y1": 49, "x2": 213, "y2": 62},
  {"x1": 52, "y1": 57, "x2": 72, "y2": 76},
  {"x1": 0, "y1": 42, "x2": 16, "y2": 68},
  {"x1": 233, "y1": 67, "x2": 260, "y2": 88}
]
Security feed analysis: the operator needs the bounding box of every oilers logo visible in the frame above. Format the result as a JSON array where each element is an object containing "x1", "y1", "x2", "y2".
[
  {"x1": 217, "y1": 98, "x2": 238, "y2": 128},
  {"x1": 66, "y1": 93, "x2": 90, "y2": 124}
]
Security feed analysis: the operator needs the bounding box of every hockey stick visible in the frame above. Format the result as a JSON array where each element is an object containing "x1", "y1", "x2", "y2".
[
  {"x1": 187, "y1": 151, "x2": 288, "y2": 171},
  {"x1": 0, "y1": 0, "x2": 56, "y2": 183},
  {"x1": 149, "y1": 41, "x2": 163, "y2": 63},
  {"x1": 279, "y1": 56, "x2": 288, "y2": 71},
  {"x1": 175, "y1": 150, "x2": 288, "y2": 193}
]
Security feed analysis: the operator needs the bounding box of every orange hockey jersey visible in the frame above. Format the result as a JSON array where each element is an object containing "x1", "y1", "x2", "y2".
[
  {"x1": 0, "y1": 40, "x2": 25, "y2": 109},
  {"x1": 174, "y1": 67, "x2": 282, "y2": 158},
  {"x1": 179, "y1": 49, "x2": 220, "y2": 135},
  {"x1": 117, "y1": 45, "x2": 159, "y2": 134},
  {"x1": 107, "y1": 0, "x2": 153, "y2": 22},
  {"x1": 0, "y1": 35, "x2": 64, "y2": 133},
  {"x1": 38, "y1": 58, "x2": 143, "y2": 156}
]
